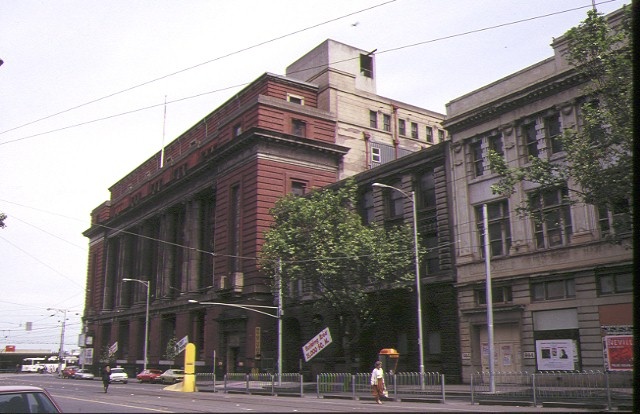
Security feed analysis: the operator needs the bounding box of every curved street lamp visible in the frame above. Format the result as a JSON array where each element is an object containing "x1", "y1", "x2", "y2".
[
  {"x1": 122, "y1": 278, "x2": 150, "y2": 371},
  {"x1": 188, "y1": 299, "x2": 282, "y2": 384},
  {"x1": 372, "y1": 182, "x2": 425, "y2": 381}
]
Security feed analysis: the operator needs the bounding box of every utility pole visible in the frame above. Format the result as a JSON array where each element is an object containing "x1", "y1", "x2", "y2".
[{"x1": 48, "y1": 308, "x2": 68, "y2": 376}]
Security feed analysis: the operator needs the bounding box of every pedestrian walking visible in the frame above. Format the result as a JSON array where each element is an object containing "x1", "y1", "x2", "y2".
[
  {"x1": 370, "y1": 360, "x2": 386, "y2": 404},
  {"x1": 101, "y1": 365, "x2": 111, "y2": 393}
]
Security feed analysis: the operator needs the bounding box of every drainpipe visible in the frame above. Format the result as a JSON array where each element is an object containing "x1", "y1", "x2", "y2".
[
  {"x1": 363, "y1": 132, "x2": 371, "y2": 169},
  {"x1": 392, "y1": 104, "x2": 399, "y2": 159}
]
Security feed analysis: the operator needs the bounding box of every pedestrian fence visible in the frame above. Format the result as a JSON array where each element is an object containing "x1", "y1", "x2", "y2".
[
  {"x1": 470, "y1": 370, "x2": 633, "y2": 410},
  {"x1": 195, "y1": 372, "x2": 305, "y2": 396},
  {"x1": 316, "y1": 372, "x2": 446, "y2": 402},
  {"x1": 193, "y1": 370, "x2": 632, "y2": 409}
]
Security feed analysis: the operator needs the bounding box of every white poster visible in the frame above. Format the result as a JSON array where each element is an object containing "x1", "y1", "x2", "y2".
[
  {"x1": 535, "y1": 339, "x2": 574, "y2": 371},
  {"x1": 176, "y1": 335, "x2": 189, "y2": 354},
  {"x1": 108, "y1": 341, "x2": 118, "y2": 356},
  {"x1": 302, "y1": 327, "x2": 332, "y2": 362}
]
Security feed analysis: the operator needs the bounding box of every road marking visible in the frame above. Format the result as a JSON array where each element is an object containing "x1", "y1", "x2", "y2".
[{"x1": 54, "y1": 394, "x2": 173, "y2": 412}]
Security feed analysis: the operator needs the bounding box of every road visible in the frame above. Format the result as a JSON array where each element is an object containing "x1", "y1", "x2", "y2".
[{"x1": 1, "y1": 373, "x2": 606, "y2": 413}]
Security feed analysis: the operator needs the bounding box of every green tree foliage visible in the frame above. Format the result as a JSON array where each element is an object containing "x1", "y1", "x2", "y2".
[
  {"x1": 260, "y1": 179, "x2": 415, "y2": 361},
  {"x1": 164, "y1": 336, "x2": 178, "y2": 366},
  {"x1": 489, "y1": 7, "x2": 632, "y2": 239},
  {"x1": 98, "y1": 346, "x2": 116, "y2": 365}
]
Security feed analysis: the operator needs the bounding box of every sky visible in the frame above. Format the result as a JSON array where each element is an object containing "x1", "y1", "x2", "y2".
[{"x1": 0, "y1": 0, "x2": 627, "y2": 354}]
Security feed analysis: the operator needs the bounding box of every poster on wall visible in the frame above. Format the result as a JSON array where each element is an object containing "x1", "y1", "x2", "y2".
[
  {"x1": 603, "y1": 335, "x2": 633, "y2": 371},
  {"x1": 535, "y1": 339, "x2": 574, "y2": 371}
]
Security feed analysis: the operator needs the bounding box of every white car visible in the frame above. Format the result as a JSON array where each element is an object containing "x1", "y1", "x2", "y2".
[
  {"x1": 73, "y1": 369, "x2": 95, "y2": 380},
  {"x1": 109, "y1": 367, "x2": 128, "y2": 384}
]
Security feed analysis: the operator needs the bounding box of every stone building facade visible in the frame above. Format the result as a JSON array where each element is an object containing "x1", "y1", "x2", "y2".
[{"x1": 443, "y1": 8, "x2": 632, "y2": 381}]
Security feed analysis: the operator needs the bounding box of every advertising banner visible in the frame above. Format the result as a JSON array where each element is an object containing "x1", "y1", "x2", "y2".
[
  {"x1": 604, "y1": 335, "x2": 633, "y2": 371},
  {"x1": 108, "y1": 341, "x2": 118, "y2": 356},
  {"x1": 303, "y1": 327, "x2": 332, "y2": 362},
  {"x1": 176, "y1": 335, "x2": 189, "y2": 354},
  {"x1": 535, "y1": 339, "x2": 574, "y2": 371}
]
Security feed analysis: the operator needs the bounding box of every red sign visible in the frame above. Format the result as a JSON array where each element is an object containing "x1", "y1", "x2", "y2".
[
  {"x1": 5, "y1": 345, "x2": 16, "y2": 352},
  {"x1": 605, "y1": 335, "x2": 633, "y2": 371}
]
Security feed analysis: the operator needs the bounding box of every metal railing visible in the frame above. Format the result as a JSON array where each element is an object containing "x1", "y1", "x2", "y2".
[
  {"x1": 316, "y1": 372, "x2": 445, "y2": 402},
  {"x1": 212, "y1": 373, "x2": 304, "y2": 397},
  {"x1": 470, "y1": 370, "x2": 633, "y2": 410},
  {"x1": 190, "y1": 370, "x2": 632, "y2": 409}
]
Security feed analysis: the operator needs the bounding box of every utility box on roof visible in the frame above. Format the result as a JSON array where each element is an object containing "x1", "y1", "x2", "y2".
[{"x1": 378, "y1": 348, "x2": 399, "y2": 374}]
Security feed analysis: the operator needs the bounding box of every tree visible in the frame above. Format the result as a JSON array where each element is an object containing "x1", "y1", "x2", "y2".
[
  {"x1": 0, "y1": 212, "x2": 6, "y2": 229},
  {"x1": 260, "y1": 179, "x2": 416, "y2": 366},
  {"x1": 164, "y1": 336, "x2": 178, "y2": 367},
  {"x1": 98, "y1": 346, "x2": 116, "y2": 365},
  {"x1": 489, "y1": 7, "x2": 632, "y2": 240}
]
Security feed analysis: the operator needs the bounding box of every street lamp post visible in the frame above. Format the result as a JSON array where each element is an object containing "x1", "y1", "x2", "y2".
[
  {"x1": 122, "y1": 278, "x2": 150, "y2": 371},
  {"x1": 372, "y1": 182, "x2": 425, "y2": 379},
  {"x1": 47, "y1": 308, "x2": 68, "y2": 376}
]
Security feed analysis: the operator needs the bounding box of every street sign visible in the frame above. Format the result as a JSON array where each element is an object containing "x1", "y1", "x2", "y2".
[
  {"x1": 303, "y1": 327, "x2": 332, "y2": 362},
  {"x1": 176, "y1": 335, "x2": 189, "y2": 354}
]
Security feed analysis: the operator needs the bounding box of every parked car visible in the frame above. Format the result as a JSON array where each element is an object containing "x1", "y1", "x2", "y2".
[
  {"x1": 61, "y1": 365, "x2": 78, "y2": 379},
  {"x1": 159, "y1": 369, "x2": 185, "y2": 384},
  {"x1": 73, "y1": 368, "x2": 95, "y2": 380},
  {"x1": 109, "y1": 367, "x2": 128, "y2": 384},
  {"x1": 136, "y1": 369, "x2": 163, "y2": 383},
  {"x1": 0, "y1": 385, "x2": 62, "y2": 413}
]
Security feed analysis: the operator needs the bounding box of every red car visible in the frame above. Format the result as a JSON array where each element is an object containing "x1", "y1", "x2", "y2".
[
  {"x1": 136, "y1": 369, "x2": 163, "y2": 383},
  {"x1": 61, "y1": 366, "x2": 79, "y2": 379}
]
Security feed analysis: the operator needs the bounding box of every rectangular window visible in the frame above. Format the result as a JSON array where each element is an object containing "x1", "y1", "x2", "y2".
[
  {"x1": 287, "y1": 94, "x2": 304, "y2": 105},
  {"x1": 371, "y1": 147, "x2": 381, "y2": 163},
  {"x1": 488, "y1": 134, "x2": 504, "y2": 173},
  {"x1": 382, "y1": 181, "x2": 404, "y2": 219},
  {"x1": 476, "y1": 200, "x2": 511, "y2": 257},
  {"x1": 369, "y1": 110, "x2": 378, "y2": 129},
  {"x1": 545, "y1": 113, "x2": 563, "y2": 154},
  {"x1": 359, "y1": 190, "x2": 375, "y2": 225},
  {"x1": 233, "y1": 123, "x2": 242, "y2": 137},
  {"x1": 438, "y1": 129, "x2": 445, "y2": 142},
  {"x1": 291, "y1": 181, "x2": 307, "y2": 196},
  {"x1": 398, "y1": 119, "x2": 406, "y2": 136},
  {"x1": 422, "y1": 218, "x2": 440, "y2": 274},
  {"x1": 470, "y1": 140, "x2": 484, "y2": 177},
  {"x1": 531, "y1": 279, "x2": 575, "y2": 301},
  {"x1": 476, "y1": 285, "x2": 513, "y2": 305},
  {"x1": 428, "y1": 331, "x2": 441, "y2": 355},
  {"x1": 383, "y1": 114, "x2": 391, "y2": 132},
  {"x1": 229, "y1": 185, "x2": 241, "y2": 273},
  {"x1": 292, "y1": 119, "x2": 306, "y2": 137},
  {"x1": 417, "y1": 170, "x2": 436, "y2": 209},
  {"x1": 523, "y1": 122, "x2": 539, "y2": 158},
  {"x1": 411, "y1": 122, "x2": 418, "y2": 139},
  {"x1": 597, "y1": 199, "x2": 631, "y2": 238},
  {"x1": 489, "y1": 134, "x2": 504, "y2": 157},
  {"x1": 598, "y1": 273, "x2": 632, "y2": 295},
  {"x1": 425, "y1": 126, "x2": 433, "y2": 143},
  {"x1": 360, "y1": 54, "x2": 373, "y2": 78},
  {"x1": 530, "y1": 187, "x2": 572, "y2": 249}
]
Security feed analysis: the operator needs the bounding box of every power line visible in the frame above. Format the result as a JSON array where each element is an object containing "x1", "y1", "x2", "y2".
[
  {"x1": 0, "y1": 1, "x2": 621, "y2": 147},
  {"x1": 0, "y1": 0, "x2": 398, "y2": 137}
]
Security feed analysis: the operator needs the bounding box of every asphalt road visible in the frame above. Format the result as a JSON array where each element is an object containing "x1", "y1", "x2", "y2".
[{"x1": 1, "y1": 373, "x2": 608, "y2": 413}]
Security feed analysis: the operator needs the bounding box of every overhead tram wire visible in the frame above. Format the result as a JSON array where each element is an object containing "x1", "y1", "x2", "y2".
[
  {"x1": 376, "y1": 0, "x2": 619, "y2": 56},
  {"x1": 0, "y1": 0, "x2": 398, "y2": 137},
  {"x1": 0, "y1": 1, "x2": 620, "y2": 147}
]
